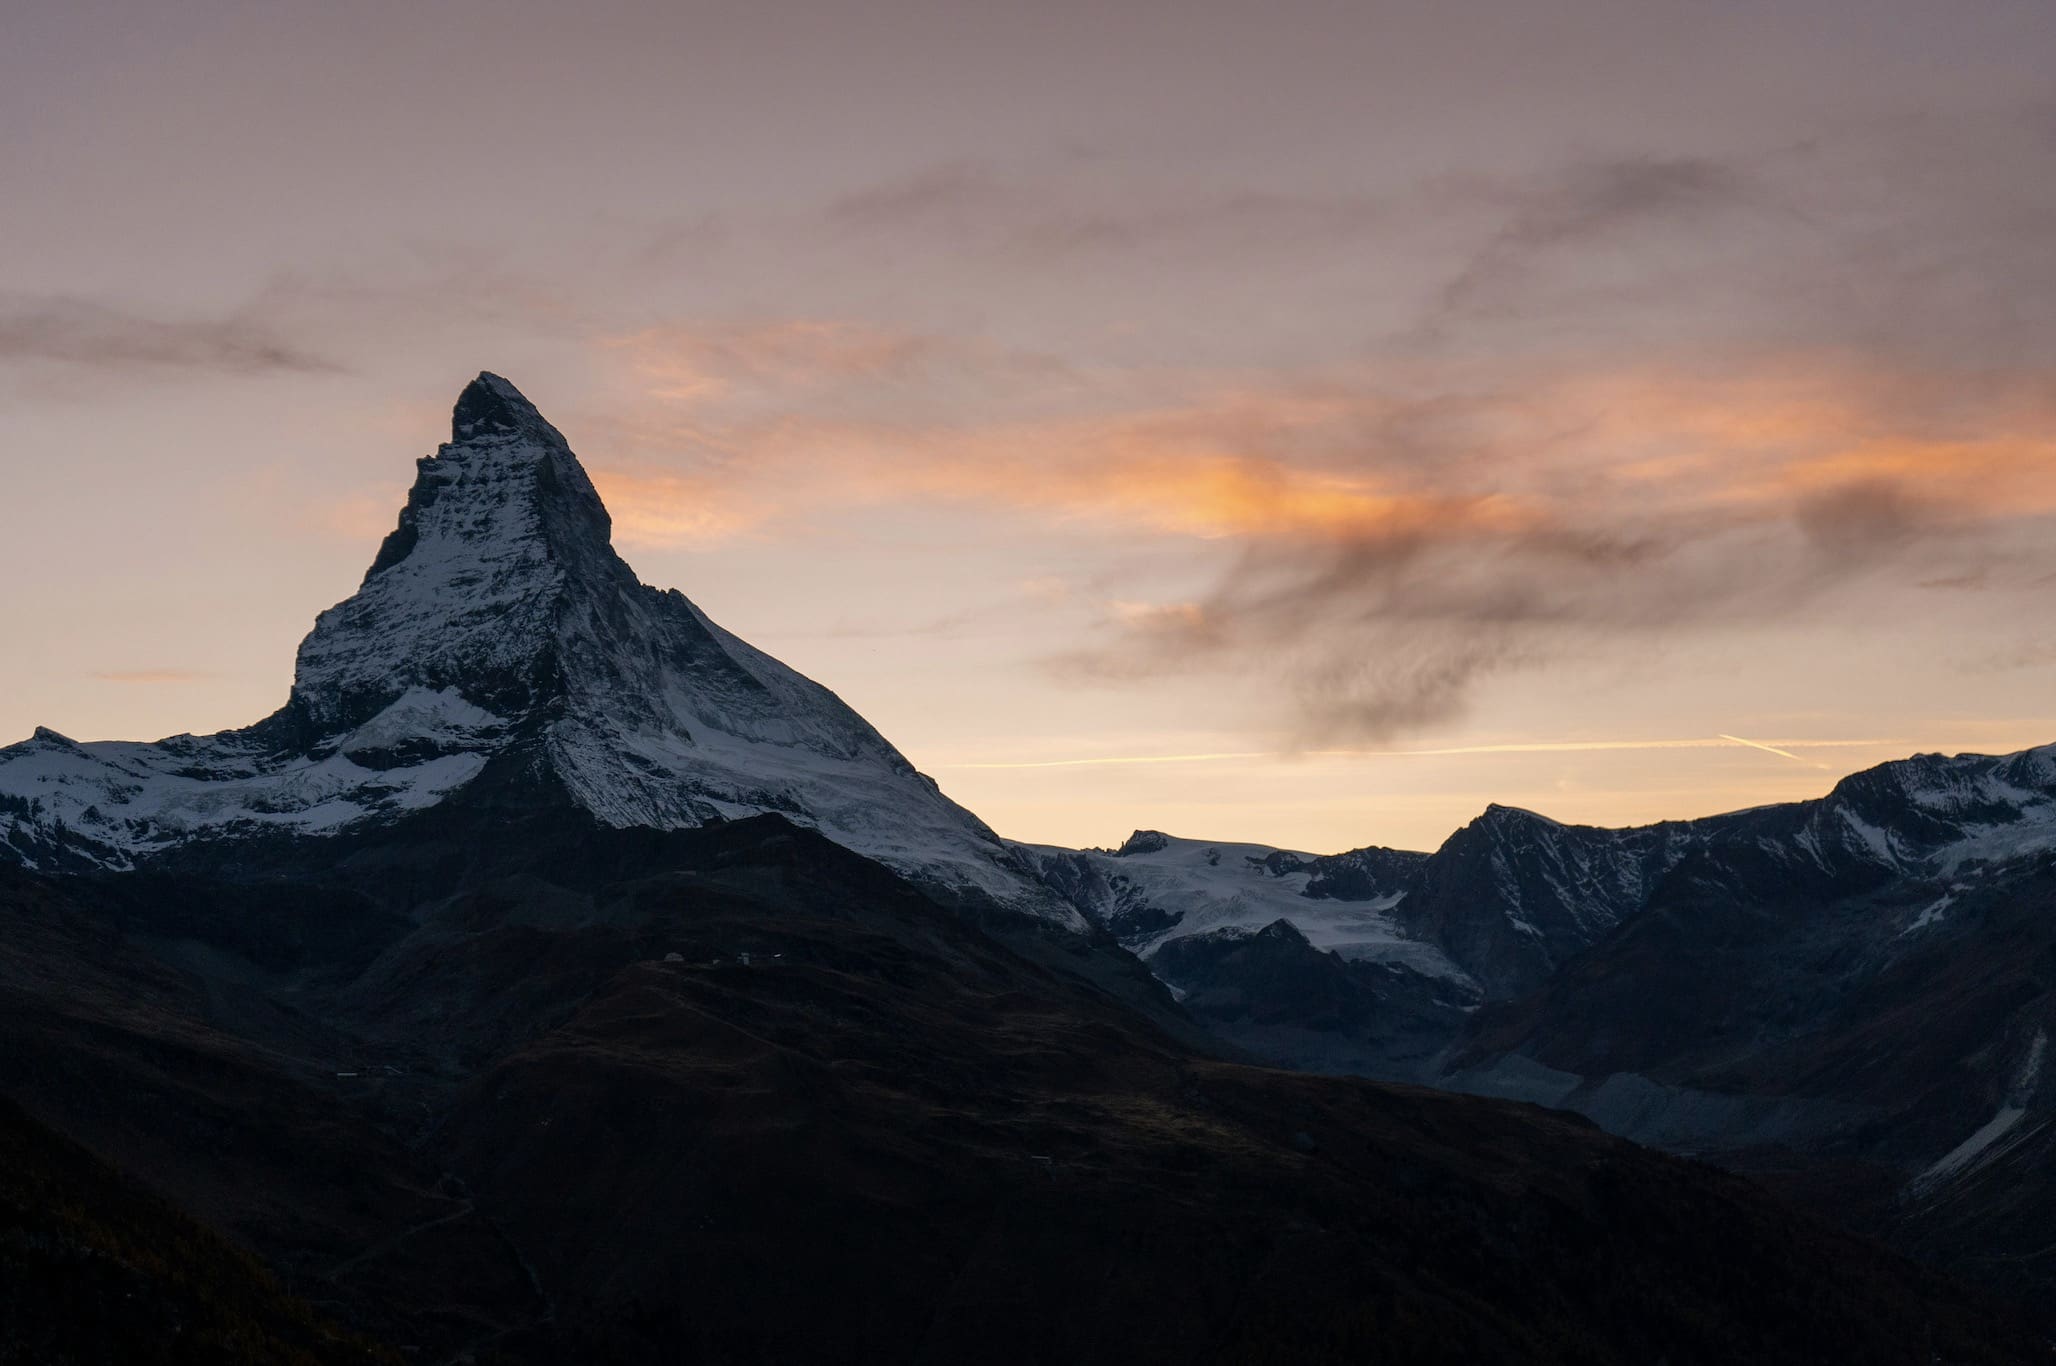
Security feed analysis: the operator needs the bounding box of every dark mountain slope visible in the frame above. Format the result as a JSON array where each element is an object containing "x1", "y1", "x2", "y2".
[
  {"x1": 1148, "y1": 917, "x2": 1476, "y2": 1076},
  {"x1": 1449, "y1": 839, "x2": 2056, "y2": 1301},
  {"x1": 0, "y1": 1094, "x2": 390, "y2": 1365},
  {"x1": 2, "y1": 820, "x2": 2049, "y2": 1364},
  {"x1": 1026, "y1": 747, "x2": 2056, "y2": 1309}
]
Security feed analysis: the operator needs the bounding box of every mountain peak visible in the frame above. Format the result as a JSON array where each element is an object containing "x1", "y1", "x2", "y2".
[
  {"x1": 451, "y1": 371, "x2": 554, "y2": 442},
  {"x1": 293, "y1": 374, "x2": 619, "y2": 731},
  {"x1": 0, "y1": 372, "x2": 1077, "y2": 923}
]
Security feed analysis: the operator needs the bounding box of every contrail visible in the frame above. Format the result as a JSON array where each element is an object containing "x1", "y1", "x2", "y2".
[
  {"x1": 941, "y1": 737, "x2": 1893, "y2": 770},
  {"x1": 1717, "y1": 733, "x2": 1815, "y2": 766},
  {"x1": 944, "y1": 750, "x2": 1273, "y2": 770}
]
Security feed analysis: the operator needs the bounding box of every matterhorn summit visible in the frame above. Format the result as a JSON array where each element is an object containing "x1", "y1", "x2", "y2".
[{"x1": 0, "y1": 374, "x2": 1072, "y2": 922}]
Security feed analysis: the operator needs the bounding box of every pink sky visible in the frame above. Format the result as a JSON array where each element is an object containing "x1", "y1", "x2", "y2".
[{"x1": 4, "y1": 0, "x2": 2054, "y2": 853}]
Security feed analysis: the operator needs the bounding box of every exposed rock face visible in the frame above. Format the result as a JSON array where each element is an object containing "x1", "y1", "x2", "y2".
[
  {"x1": 293, "y1": 372, "x2": 613, "y2": 732},
  {"x1": 1150, "y1": 917, "x2": 1480, "y2": 1078},
  {"x1": 1392, "y1": 805, "x2": 1718, "y2": 996},
  {"x1": 0, "y1": 374, "x2": 1073, "y2": 922}
]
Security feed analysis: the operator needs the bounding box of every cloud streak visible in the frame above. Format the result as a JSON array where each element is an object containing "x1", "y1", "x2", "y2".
[
  {"x1": 1427, "y1": 155, "x2": 1767, "y2": 335},
  {"x1": 583, "y1": 319, "x2": 2056, "y2": 740},
  {"x1": 819, "y1": 160, "x2": 1394, "y2": 263},
  {"x1": 941, "y1": 735, "x2": 1896, "y2": 770},
  {"x1": 90, "y1": 669, "x2": 211, "y2": 685},
  {"x1": 0, "y1": 295, "x2": 341, "y2": 376}
]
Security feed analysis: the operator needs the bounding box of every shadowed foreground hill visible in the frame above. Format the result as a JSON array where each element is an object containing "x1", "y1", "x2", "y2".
[
  {"x1": 0, "y1": 1096, "x2": 389, "y2": 1365},
  {"x1": 0, "y1": 815, "x2": 2047, "y2": 1365}
]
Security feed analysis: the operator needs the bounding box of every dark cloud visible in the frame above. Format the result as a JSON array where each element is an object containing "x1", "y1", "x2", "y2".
[
  {"x1": 1966, "y1": 640, "x2": 2056, "y2": 674},
  {"x1": 1423, "y1": 155, "x2": 1765, "y2": 334},
  {"x1": 1394, "y1": 114, "x2": 2056, "y2": 378},
  {"x1": 1049, "y1": 506, "x2": 1694, "y2": 741},
  {"x1": 1055, "y1": 477, "x2": 2009, "y2": 744},
  {"x1": 1917, "y1": 569, "x2": 1992, "y2": 591},
  {"x1": 826, "y1": 162, "x2": 1003, "y2": 227},
  {"x1": 1292, "y1": 636, "x2": 1526, "y2": 741},
  {"x1": 1794, "y1": 479, "x2": 1937, "y2": 565},
  {"x1": 1002, "y1": 189, "x2": 1392, "y2": 263},
  {"x1": 0, "y1": 295, "x2": 341, "y2": 375},
  {"x1": 635, "y1": 211, "x2": 734, "y2": 266},
  {"x1": 819, "y1": 161, "x2": 1391, "y2": 261}
]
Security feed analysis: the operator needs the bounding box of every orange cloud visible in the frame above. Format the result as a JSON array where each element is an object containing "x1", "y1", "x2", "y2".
[
  {"x1": 605, "y1": 321, "x2": 930, "y2": 402},
  {"x1": 1540, "y1": 363, "x2": 2056, "y2": 518},
  {"x1": 579, "y1": 321, "x2": 2056, "y2": 557},
  {"x1": 895, "y1": 426, "x2": 1537, "y2": 542},
  {"x1": 602, "y1": 320, "x2": 1070, "y2": 406},
  {"x1": 566, "y1": 321, "x2": 2056, "y2": 743}
]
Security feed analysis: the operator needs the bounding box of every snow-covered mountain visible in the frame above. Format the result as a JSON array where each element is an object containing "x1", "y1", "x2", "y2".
[
  {"x1": 1391, "y1": 804, "x2": 1726, "y2": 995},
  {"x1": 1016, "y1": 830, "x2": 1474, "y2": 1079},
  {"x1": 1020, "y1": 742, "x2": 2056, "y2": 1281},
  {"x1": 0, "y1": 374, "x2": 1075, "y2": 924},
  {"x1": 1405, "y1": 742, "x2": 2056, "y2": 996},
  {"x1": 1430, "y1": 746, "x2": 2056, "y2": 1282},
  {"x1": 1025, "y1": 744, "x2": 2056, "y2": 1084},
  {"x1": 1017, "y1": 829, "x2": 1453, "y2": 976}
]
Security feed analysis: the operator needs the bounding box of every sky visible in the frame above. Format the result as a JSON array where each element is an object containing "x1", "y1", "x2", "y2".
[{"x1": 4, "y1": 0, "x2": 2055, "y2": 855}]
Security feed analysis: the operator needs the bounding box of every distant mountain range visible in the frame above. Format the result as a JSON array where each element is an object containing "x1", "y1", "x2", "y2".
[
  {"x1": 0, "y1": 374, "x2": 2048, "y2": 1362},
  {"x1": 1026, "y1": 746, "x2": 2056, "y2": 1297}
]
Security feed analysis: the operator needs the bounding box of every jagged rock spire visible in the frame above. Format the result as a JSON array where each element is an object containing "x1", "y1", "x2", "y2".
[
  {"x1": 451, "y1": 371, "x2": 553, "y2": 441},
  {"x1": 292, "y1": 373, "x2": 617, "y2": 730}
]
